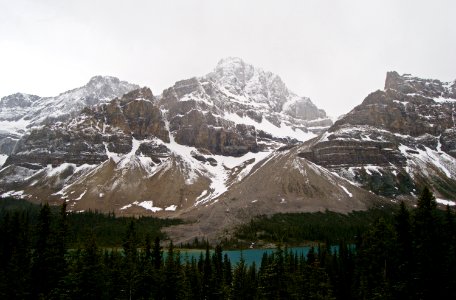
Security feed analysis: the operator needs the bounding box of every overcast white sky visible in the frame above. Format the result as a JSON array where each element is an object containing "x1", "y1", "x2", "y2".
[{"x1": 1, "y1": 0, "x2": 455, "y2": 117}]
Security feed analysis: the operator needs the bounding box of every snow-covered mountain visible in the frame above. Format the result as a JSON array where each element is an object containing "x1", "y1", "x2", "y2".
[
  {"x1": 160, "y1": 57, "x2": 332, "y2": 151},
  {"x1": 300, "y1": 71, "x2": 456, "y2": 202},
  {"x1": 7, "y1": 60, "x2": 440, "y2": 243},
  {"x1": 0, "y1": 58, "x2": 339, "y2": 215},
  {"x1": 0, "y1": 76, "x2": 139, "y2": 125},
  {"x1": 0, "y1": 82, "x2": 379, "y2": 245},
  {"x1": 0, "y1": 76, "x2": 139, "y2": 158}
]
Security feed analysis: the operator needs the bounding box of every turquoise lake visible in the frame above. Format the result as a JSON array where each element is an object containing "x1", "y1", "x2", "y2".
[{"x1": 176, "y1": 246, "x2": 339, "y2": 266}]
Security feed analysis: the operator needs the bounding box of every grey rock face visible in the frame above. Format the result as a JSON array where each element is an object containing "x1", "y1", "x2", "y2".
[
  {"x1": 441, "y1": 128, "x2": 456, "y2": 158},
  {"x1": 158, "y1": 57, "x2": 332, "y2": 155},
  {"x1": 0, "y1": 93, "x2": 40, "y2": 110},
  {"x1": 5, "y1": 87, "x2": 169, "y2": 168},
  {"x1": 385, "y1": 71, "x2": 456, "y2": 99},
  {"x1": 303, "y1": 72, "x2": 456, "y2": 198},
  {"x1": 331, "y1": 88, "x2": 454, "y2": 137},
  {"x1": 282, "y1": 97, "x2": 327, "y2": 120},
  {"x1": 0, "y1": 76, "x2": 140, "y2": 156}
]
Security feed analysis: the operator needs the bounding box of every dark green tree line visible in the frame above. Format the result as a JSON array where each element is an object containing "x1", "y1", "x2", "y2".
[{"x1": 0, "y1": 187, "x2": 455, "y2": 299}]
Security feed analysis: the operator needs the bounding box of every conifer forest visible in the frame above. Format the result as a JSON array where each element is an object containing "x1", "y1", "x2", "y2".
[{"x1": 1, "y1": 187, "x2": 455, "y2": 299}]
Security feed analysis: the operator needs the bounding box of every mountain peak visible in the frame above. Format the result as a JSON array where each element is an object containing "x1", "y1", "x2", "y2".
[
  {"x1": 384, "y1": 71, "x2": 455, "y2": 99},
  {"x1": 212, "y1": 57, "x2": 255, "y2": 84},
  {"x1": 215, "y1": 57, "x2": 247, "y2": 69},
  {"x1": 204, "y1": 57, "x2": 330, "y2": 119},
  {"x1": 209, "y1": 57, "x2": 284, "y2": 98},
  {"x1": 0, "y1": 93, "x2": 40, "y2": 108},
  {"x1": 86, "y1": 75, "x2": 122, "y2": 87},
  {"x1": 384, "y1": 71, "x2": 401, "y2": 90}
]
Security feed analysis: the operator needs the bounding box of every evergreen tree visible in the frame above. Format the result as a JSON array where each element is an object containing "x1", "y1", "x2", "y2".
[
  {"x1": 223, "y1": 253, "x2": 232, "y2": 298},
  {"x1": 211, "y1": 245, "x2": 224, "y2": 299},
  {"x1": 0, "y1": 211, "x2": 32, "y2": 299},
  {"x1": 186, "y1": 257, "x2": 202, "y2": 299},
  {"x1": 104, "y1": 250, "x2": 125, "y2": 300},
  {"x1": 31, "y1": 203, "x2": 54, "y2": 298},
  {"x1": 231, "y1": 255, "x2": 250, "y2": 300},
  {"x1": 412, "y1": 187, "x2": 444, "y2": 299},
  {"x1": 305, "y1": 259, "x2": 335, "y2": 300},
  {"x1": 333, "y1": 240, "x2": 355, "y2": 300},
  {"x1": 442, "y1": 205, "x2": 456, "y2": 299},
  {"x1": 153, "y1": 236, "x2": 163, "y2": 269},
  {"x1": 78, "y1": 235, "x2": 105, "y2": 300},
  {"x1": 391, "y1": 201, "x2": 413, "y2": 299},
  {"x1": 201, "y1": 244, "x2": 213, "y2": 299},
  {"x1": 49, "y1": 202, "x2": 69, "y2": 298},
  {"x1": 136, "y1": 234, "x2": 154, "y2": 300},
  {"x1": 354, "y1": 218, "x2": 394, "y2": 299},
  {"x1": 258, "y1": 247, "x2": 287, "y2": 299},
  {"x1": 163, "y1": 241, "x2": 183, "y2": 299},
  {"x1": 122, "y1": 220, "x2": 140, "y2": 299}
]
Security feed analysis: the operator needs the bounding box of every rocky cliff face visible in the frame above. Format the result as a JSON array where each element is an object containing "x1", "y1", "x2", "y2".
[
  {"x1": 0, "y1": 93, "x2": 41, "y2": 121},
  {"x1": 5, "y1": 87, "x2": 168, "y2": 168},
  {"x1": 158, "y1": 57, "x2": 332, "y2": 156},
  {"x1": 301, "y1": 72, "x2": 456, "y2": 200}
]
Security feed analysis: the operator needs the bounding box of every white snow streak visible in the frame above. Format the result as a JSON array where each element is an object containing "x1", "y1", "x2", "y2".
[
  {"x1": 223, "y1": 112, "x2": 315, "y2": 142},
  {"x1": 436, "y1": 198, "x2": 456, "y2": 206},
  {"x1": 0, "y1": 154, "x2": 8, "y2": 167},
  {"x1": 339, "y1": 185, "x2": 353, "y2": 197}
]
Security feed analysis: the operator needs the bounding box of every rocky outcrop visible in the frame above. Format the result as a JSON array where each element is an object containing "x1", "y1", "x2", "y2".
[
  {"x1": 385, "y1": 71, "x2": 456, "y2": 99},
  {"x1": 302, "y1": 72, "x2": 456, "y2": 199},
  {"x1": 171, "y1": 110, "x2": 258, "y2": 156},
  {"x1": 7, "y1": 126, "x2": 108, "y2": 167},
  {"x1": 441, "y1": 128, "x2": 456, "y2": 158},
  {"x1": 283, "y1": 97, "x2": 327, "y2": 120},
  {"x1": 0, "y1": 93, "x2": 40, "y2": 121},
  {"x1": 299, "y1": 139, "x2": 405, "y2": 168},
  {"x1": 331, "y1": 88, "x2": 454, "y2": 137},
  {"x1": 94, "y1": 88, "x2": 169, "y2": 141}
]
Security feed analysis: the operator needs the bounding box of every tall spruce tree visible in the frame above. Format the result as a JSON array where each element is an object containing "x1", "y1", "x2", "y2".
[
  {"x1": 0, "y1": 211, "x2": 32, "y2": 299},
  {"x1": 442, "y1": 205, "x2": 456, "y2": 299},
  {"x1": 412, "y1": 187, "x2": 444, "y2": 299},
  {"x1": 49, "y1": 202, "x2": 69, "y2": 298},
  {"x1": 123, "y1": 220, "x2": 139, "y2": 300},
  {"x1": 392, "y1": 201, "x2": 413, "y2": 299},
  {"x1": 201, "y1": 244, "x2": 213, "y2": 299},
  {"x1": 231, "y1": 255, "x2": 250, "y2": 300},
  {"x1": 354, "y1": 218, "x2": 394, "y2": 299},
  {"x1": 31, "y1": 203, "x2": 53, "y2": 298}
]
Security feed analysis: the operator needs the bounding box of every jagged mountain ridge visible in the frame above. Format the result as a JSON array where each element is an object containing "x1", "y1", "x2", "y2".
[
  {"x1": 0, "y1": 58, "x2": 337, "y2": 217},
  {"x1": 300, "y1": 71, "x2": 456, "y2": 201},
  {"x1": 0, "y1": 76, "x2": 140, "y2": 124},
  {"x1": 0, "y1": 76, "x2": 140, "y2": 159},
  {"x1": 1, "y1": 64, "x2": 455, "y2": 242}
]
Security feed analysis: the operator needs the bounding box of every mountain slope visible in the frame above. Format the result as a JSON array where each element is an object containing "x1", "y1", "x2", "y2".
[{"x1": 164, "y1": 144, "x2": 386, "y2": 243}]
